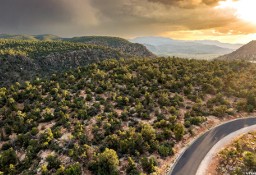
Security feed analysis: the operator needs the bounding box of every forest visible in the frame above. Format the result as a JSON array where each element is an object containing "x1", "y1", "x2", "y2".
[
  {"x1": 0, "y1": 55, "x2": 256, "y2": 174},
  {"x1": 0, "y1": 36, "x2": 154, "y2": 59},
  {"x1": 0, "y1": 39, "x2": 103, "y2": 58}
]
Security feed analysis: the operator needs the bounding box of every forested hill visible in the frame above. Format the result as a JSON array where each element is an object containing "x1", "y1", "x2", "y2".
[
  {"x1": 0, "y1": 39, "x2": 154, "y2": 86},
  {"x1": 1, "y1": 57, "x2": 256, "y2": 174},
  {"x1": 0, "y1": 34, "x2": 155, "y2": 58},
  {"x1": 65, "y1": 36, "x2": 155, "y2": 58}
]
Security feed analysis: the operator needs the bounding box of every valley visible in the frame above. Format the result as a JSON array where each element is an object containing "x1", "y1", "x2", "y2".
[{"x1": 130, "y1": 37, "x2": 243, "y2": 59}]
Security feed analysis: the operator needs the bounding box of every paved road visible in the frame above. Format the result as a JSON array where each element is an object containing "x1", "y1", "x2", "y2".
[{"x1": 169, "y1": 117, "x2": 256, "y2": 175}]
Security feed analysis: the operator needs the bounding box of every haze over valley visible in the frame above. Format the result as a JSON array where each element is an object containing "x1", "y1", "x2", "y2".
[{"x1": 130, "y1": 36, "x2": 243, "y2": 59}]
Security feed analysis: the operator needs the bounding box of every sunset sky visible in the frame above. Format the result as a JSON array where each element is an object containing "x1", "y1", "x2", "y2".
[{"x1": 1, "y1": 0, "x2": 256, "y2": 43}]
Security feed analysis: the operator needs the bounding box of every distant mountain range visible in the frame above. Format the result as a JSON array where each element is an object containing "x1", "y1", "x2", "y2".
[
  {"x1": 0, "y1": 34, "x2": 61, "y2": 41},
  {"x1": 130, "y1": 36, "x2": 243, "y2": 59},
  {"x1": 217, "y1": 40, "x2": 256, "y2": 61}
]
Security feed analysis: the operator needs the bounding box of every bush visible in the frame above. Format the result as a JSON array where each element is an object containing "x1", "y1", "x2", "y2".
[
  {"x1": 126, "y1": 157, "x2": 140, "y2": 175},
  {"x1": 46, "y1": 155, "x2": 61, "y2": 170},
  {"x1": 141, "y1": 156, "x2": 157, "y2": 174},
  {"x1": 244, "y1": 151, "x2": 256, "y2": 170},
  {"x1": 90, "y1": 148, "x2": 119, "y2": 175},
  {"x1": 213, "y1": 105, "x2": 228, "y2": 117},
  {"x1": 158, "y1": 142, "x2": 174, "y2": 157},
  {"x1": 0, "y1": 148, "x2": 18, "y2": 173},
  {"x1": 173, "y1": 123, "x2": 185, "y2": 141},
  {"x1": 64, "y1": 163, "x2": 82, "y2": 175}
]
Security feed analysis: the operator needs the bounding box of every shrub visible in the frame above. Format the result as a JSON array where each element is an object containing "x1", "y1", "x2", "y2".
[
  {"x1": 126, "y1": 157, "x2": 140, "y2": 175},
  {"x1": 141, "y1": 156, "x2": 157, "y2": 174},
  {"x1": 46, "y1": 155, "x2": 61, "y2": 170},
  {"x1": 90, "y1": 148, "x2": 119, "y2": 175},
  {"x1": 173, "y1": 123, "x2": 185, "y2": 141},
  {"x1": 158, "y1": 142, "x2": 174, "y2": 157}
]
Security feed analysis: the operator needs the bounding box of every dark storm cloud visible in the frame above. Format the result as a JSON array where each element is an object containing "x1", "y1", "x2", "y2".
[
  {"x1": 0, "y1": 0, "x2": 254, "y2": 38},
  {"x1": 0, "y1": 0, "x2": 101, "y2": 36},
  {"x1": 0, "y1": 0, "x2": 73, "y2": 33}
]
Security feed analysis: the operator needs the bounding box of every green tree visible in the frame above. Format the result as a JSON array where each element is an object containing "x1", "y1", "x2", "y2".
[
  {"x1": 141, "y1": 124, "x2": 156, "y2": 142},
  {"x1": 91, "y1": 148, "x2": 119, "y2": 175},
  {"x1": 46, "y1": 155, "x2": 61, "y2": 170},
  {"x1": 126, "y1": 157, "x2": 140, "y2": 175},
  {"x1": 64, "y1": 163, "x2": 82, "y2": 175},
  {"x1": 244, "y1": 151, "x2": 256, "y2": 170},
  {"x1": 141, "y1": 157, "x2": 157, "y2": 174},
  {"x1": 173, "y1": 123, "x2": 185, "y2": 141},
  {"x1": 0, "y1": 148, "x2": 18, "y2": 173}
]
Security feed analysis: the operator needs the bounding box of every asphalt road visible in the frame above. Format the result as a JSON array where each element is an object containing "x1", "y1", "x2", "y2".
[{"x1": 169, "y1": 117, "x2": 256, "y2": 175}]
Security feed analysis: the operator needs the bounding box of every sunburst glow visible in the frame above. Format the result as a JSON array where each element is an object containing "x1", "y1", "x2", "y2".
[{"x1": 217, "y1": 0, "x2": 256, "y2": 24}]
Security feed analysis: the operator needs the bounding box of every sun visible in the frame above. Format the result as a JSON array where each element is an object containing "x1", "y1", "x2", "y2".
[{"x1": 217, "y1": 0, "x2": 256, "y2": 24}]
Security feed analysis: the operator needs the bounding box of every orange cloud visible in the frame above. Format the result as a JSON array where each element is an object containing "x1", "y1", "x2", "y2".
[
  {"x1": 146, "y1": 0, "x2": 234, "y2": 8},
  {"x1": 0, "y1": 0, "x2": 254, "y2": 43}
]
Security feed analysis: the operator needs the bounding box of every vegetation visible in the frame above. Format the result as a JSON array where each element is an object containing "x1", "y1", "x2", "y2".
[
  {"x1": 0, "y1": 39, "x2": 154, "y2": 87},
  {"x1": 89, "y1": 148, "x2": 119, "y2": 175},
  {"x1": 64, "y1": 36, "x2": 155, "y2": 58},
  {"x1": 0, "y1": 56, "x2": 256, "y2": 174},
  {"x1": 0, "y1": 39, "x2": 123, "y2": 86},
  {"x1": 65, "y1": 36, "x2": 134, "y2": 48},
  {"x1": 216, "y1": 132, "x2": 256, "y2": 174},
  {"x1": 0, "y1": 35, "x2": 155, "y2": 58},
  {"x1": 0, "y1": 39, "x2": 106, "y2": 58},
  {"x1": 0, "y1": 34, "x2": 61, "y2": 41}
]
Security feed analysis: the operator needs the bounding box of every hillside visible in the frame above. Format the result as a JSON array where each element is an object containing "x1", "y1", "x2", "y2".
[
  {"x1": 1, "y1": 57, "x2": 256, "y2": 174},
  {"x1": 0, "y1": 40, "x2": 126, "y2": 86},
  {"x1": 65, "y1": 36, "x2": 155, "y2": 58},
  {"x1": 0, "y1": 35, "x2": 155, "y2": 58},
  {"x1": 217, "y1": 41, "x2": 256, "y2": 61},
  {"x1": 0, "y1": 40, "x2": 123, "y2": 87}
]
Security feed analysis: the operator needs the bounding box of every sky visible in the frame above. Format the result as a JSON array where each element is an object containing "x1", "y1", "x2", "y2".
[{"x1": 1, "y1": 0, "x2": 256, "y2": 43}]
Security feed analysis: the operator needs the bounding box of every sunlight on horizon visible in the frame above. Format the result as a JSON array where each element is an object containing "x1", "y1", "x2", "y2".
[
  {"x1": 217, "y1": 0, "x2": 256, "y2": 24},
  {"x1": 159, "y1": 0, "x2": 256, "y2": 44}
]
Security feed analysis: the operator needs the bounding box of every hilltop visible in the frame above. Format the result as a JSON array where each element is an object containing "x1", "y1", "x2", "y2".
[
  {"x1": 217, "y1": 40, "x2": 256, "y2": 61},
  {"x1": 65, "y1": 36, "x2": 154, "y2": 58}
]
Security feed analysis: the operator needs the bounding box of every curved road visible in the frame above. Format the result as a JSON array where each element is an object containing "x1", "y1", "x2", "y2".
[{"x1": 169, "y1": 117, "x2": 256, "y2": 175}]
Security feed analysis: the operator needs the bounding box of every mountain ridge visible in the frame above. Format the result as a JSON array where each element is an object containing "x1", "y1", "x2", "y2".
[{"x1": 217, "y1": 40, "x2": 256, "y2": 61}]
